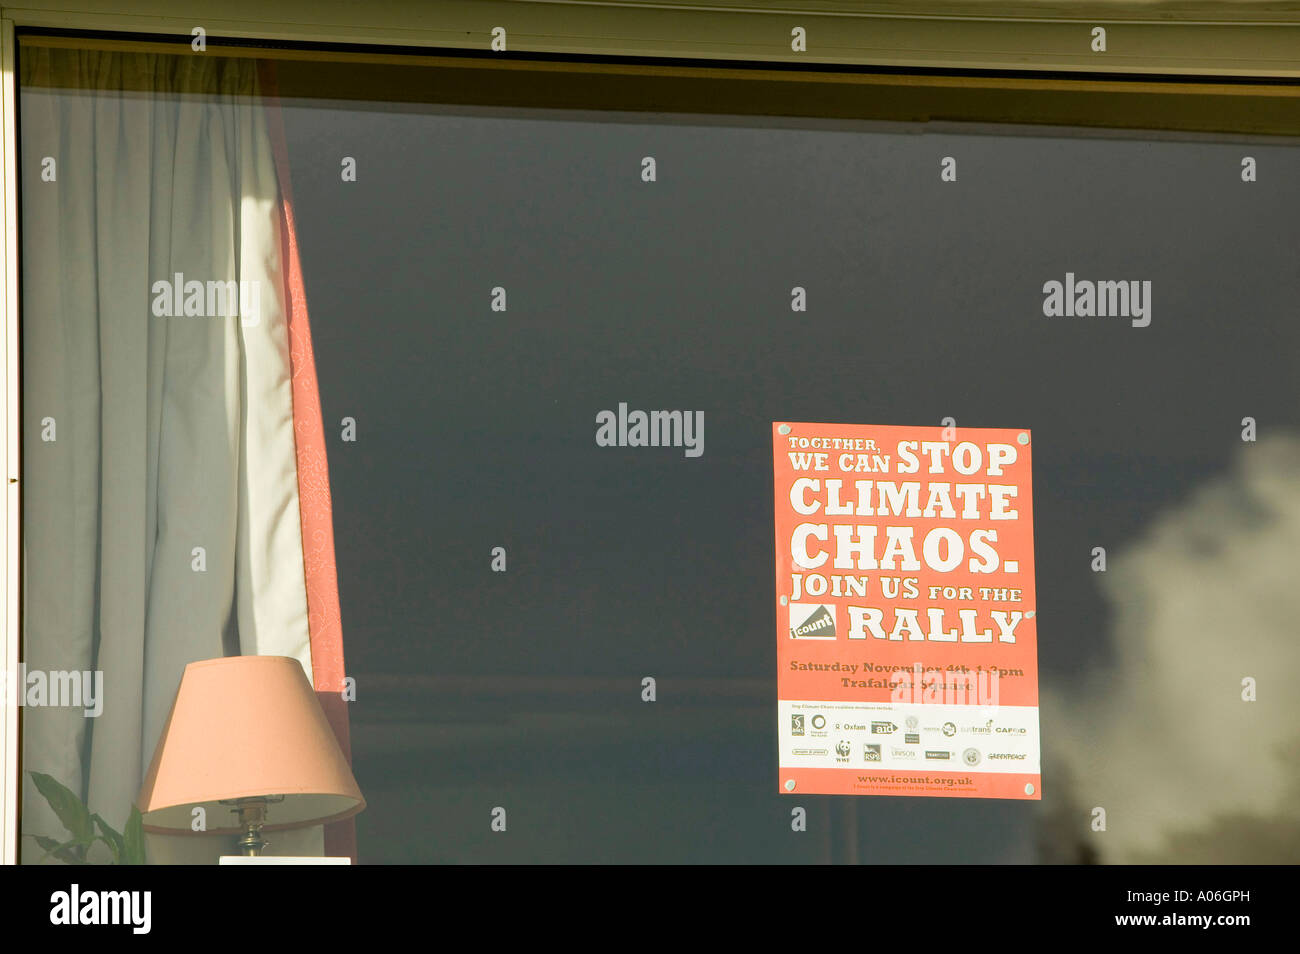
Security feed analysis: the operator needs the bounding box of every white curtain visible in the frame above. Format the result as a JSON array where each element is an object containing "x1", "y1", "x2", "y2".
[{"x1": 21, "y1": 48, "x2": 321, "y2": 862}]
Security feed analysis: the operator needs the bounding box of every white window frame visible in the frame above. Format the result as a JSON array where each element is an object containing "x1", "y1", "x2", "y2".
[{"x1": 2, "y1": 0, "x2": 1298, "y2": 865}]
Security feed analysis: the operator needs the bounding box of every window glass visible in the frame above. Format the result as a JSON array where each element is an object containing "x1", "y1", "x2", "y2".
[{"x1": 20, "y1": 46, "x2": 1300, "y2": 863}]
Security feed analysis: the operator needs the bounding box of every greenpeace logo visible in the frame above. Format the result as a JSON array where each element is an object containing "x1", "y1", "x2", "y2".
[
  {"x1": 50, "y1": 884, "x2": 151, "y2": 934},
  {"x1": 595, "y1": 402, "x2": 703, "y2": 458},
  {"x1": 988, "y1": 753, "x2": 1027, "y2": 760},
  {"x1": 788, "y1": 604, "x2": 837, "y2": 640}
]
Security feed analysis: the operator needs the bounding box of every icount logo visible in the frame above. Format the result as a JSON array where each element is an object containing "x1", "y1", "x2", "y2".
[{"x1": 789, "y1": 603, "x2": 836, "y2": 640}]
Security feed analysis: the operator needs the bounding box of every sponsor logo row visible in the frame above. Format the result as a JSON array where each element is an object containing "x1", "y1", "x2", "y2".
[
  {"x1": 789, "y1": 712, "x2": 1029, "y2": 766},
  {"x1": 793, "y1": 741, "x2": 1027, "y2": 765},
  {"x1": 791, "y1": 713, "x2": 1027, "y2": 739}
]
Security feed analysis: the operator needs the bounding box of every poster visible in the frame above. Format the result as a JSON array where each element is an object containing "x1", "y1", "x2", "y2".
[{"x1": 773, "y1": 422, "x2": 1040, "y2": 799}]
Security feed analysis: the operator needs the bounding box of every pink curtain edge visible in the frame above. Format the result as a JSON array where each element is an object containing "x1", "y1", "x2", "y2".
[{"x1": 258, "y1": 59, "x2": 358, "y2": 864}]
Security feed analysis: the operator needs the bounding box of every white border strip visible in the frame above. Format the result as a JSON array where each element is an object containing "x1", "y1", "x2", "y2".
[{"x1": 0, "y1": 15, "x2": 18, "y2": 867}]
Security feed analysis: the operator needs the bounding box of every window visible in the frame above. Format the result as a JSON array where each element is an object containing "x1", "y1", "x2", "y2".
[{"x1": 5, "y1": 9, "x2": 1299, "y2": 868}]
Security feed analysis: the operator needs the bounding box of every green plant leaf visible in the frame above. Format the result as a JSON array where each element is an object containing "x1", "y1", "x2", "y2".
[
  {"x1": 31, "y1": 833, "x2": 90, "y2": 865},
  {"x1": 91, "y1": 814, "x2": 125, "y2": 864},
  {"x1": 122, "y1": 806, "x2": 146, "y2": 865},
  {"x1": 29, "y1": 834, "x2": 60, "y2": 853},
  {"x1": 29, "y1": 771, "x2": 94, "y2": 845}
]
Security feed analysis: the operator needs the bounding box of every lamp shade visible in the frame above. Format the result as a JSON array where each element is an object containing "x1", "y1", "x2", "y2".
[{"x1": 137, "y1": 655, "x2": 364, "y2": 834}]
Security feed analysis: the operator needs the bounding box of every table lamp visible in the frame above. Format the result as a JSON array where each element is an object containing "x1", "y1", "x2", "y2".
[{"x1": 136, "y1": 655, "x2": 364, "y2": 858}]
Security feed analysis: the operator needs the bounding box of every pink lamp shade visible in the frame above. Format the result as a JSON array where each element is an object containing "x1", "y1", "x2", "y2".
[{"x1": 136, "y1": 655, "x2": 364, "y2": 834}]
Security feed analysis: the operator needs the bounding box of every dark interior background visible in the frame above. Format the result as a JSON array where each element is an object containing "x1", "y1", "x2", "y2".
[{"x1": 281, "y1": 97, "x2": 1300, "y2": 863}]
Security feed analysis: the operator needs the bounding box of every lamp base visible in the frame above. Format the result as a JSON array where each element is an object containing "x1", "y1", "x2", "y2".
[{"x1": 219, "y1": 796, "x2": 285, "y2": 856}]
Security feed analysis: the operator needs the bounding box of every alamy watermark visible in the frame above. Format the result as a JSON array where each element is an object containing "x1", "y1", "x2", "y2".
[
  {"x1": 50, "y1": 884, "x2": 150, "y2": 934},
  {"x1": 595, "y1": 402, "x2": 704, "y2": 458},
  {"x1": 151, "y1": 272, "x2": 261, "y2": 326},
  {"x1": 889, "y1": 662, "x2": 1002, "y2": 707},
  {"x1": 1, "y1": 666, "x2": 103, "y2": 717},
  {"x1": 1042, "y1": 272, "x2": 1151, "y2": 327}
]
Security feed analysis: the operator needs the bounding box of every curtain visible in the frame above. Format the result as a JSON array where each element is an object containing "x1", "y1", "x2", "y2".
[{"x1": 20, "y1": 48, "x2": 343, "y2": 862}]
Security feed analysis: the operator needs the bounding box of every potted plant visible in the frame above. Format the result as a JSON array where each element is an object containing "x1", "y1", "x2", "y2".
[{"x1": 24, "y1": 771, "x2": 145, "y2": 864}]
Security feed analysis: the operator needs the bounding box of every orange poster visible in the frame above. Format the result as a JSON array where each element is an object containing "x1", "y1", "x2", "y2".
[{"x1": 773, "y1": 422, "x2": 1040, "y2": 799}]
